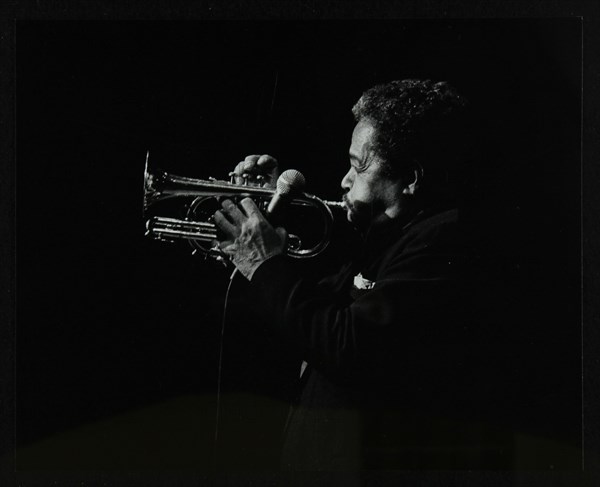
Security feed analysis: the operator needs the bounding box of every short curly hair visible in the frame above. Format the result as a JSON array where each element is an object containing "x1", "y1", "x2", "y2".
[{"x1": 352, "y1": 79, "x2": 471, "y2": 195}]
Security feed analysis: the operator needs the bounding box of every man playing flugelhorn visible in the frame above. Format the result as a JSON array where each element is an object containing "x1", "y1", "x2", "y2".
[{"x1": 213, "y1": 80, "x2": 497, "y2": 473}]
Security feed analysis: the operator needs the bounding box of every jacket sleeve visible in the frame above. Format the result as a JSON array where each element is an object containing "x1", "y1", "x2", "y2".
[{"x1": 250, "y1": 220, "x2": 463, "y2": 384}]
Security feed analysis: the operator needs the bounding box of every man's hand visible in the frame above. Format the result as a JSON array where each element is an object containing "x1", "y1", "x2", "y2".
[
  {"x1": 214, "y1": 197, "x2": 287, "y2": 280},
  {"x1": 232, "y1": 154, "x2": 279, "y2": 188}
]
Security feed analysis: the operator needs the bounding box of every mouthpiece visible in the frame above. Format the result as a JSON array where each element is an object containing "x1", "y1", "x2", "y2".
[{"x1": 323, "y1": 200, "x2": 346, "y2": 209}]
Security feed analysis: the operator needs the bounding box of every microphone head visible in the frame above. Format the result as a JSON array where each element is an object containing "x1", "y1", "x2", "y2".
[{"x1": 277, "y1": 169, "x2": 306, "y2": 195}]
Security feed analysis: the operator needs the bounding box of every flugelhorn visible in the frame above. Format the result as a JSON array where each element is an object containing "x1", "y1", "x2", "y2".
[{"x1": 143, "y1": 151, "x2": 345, "y2": 260}]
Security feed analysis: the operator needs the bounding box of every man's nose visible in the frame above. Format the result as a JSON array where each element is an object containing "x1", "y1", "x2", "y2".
[{"x1": 341, "y1": 169, "x2": 353, "y2": 191}]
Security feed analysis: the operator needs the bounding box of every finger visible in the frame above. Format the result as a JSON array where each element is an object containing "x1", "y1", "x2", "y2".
[
  {"x1": 208, "y1": 239, "x2": 230, "y2": 259},
  {"x1": 244, "y1": 154, "x2": 261, "y2": 163},
  {"x1": 240, "y1": 155, "x2": 261, "y2": 174},
  {"x1": 275, "y1": 226, "x2": 288, "y2": 245},
  {"x1": 238, "y1": 197, "x2": 262, "y2": 219},
  {"x1": 218, "y1": 240, "x2": 237, "y2": 255},
  {"x1": 233, "y1": 156, "x2": 259, "y2": 175},
  {"x1": 256, "y1": 154, "x2": 278, "y2": 169},
  {"x1": 233, "y1": 161, "x2": 250, "y2": 184},
  {"x1": 257, "y1": 155, "x2": 279, "y2": 188},
  {"x1": 233, "y1": 160, "x2": 247, "y2": 177},
  {"x1": 220, "y1": 199, "x2": 247, "y2": 224},
  {"x1": 213, "y1": 210, "x2": 238, "y2": 238},
  {"x1": 233, "y1": 155, "x2": 261, "y2": 184},
  {"x1": 275, "y1": 226, "x2": 288, "y2": 240}
]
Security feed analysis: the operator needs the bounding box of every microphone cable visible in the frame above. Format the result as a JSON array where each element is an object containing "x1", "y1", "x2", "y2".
[{"x1": 212, "y1": 267, "x2": 238, "y2": 467}]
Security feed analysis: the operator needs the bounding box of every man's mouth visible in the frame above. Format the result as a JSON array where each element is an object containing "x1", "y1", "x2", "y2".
[
  {"x1": 342, "y1": 195, "x2": 352, "y2": 210},
  {"x1": 342, "y1": 195, "x2": 356, "y2": 220}
]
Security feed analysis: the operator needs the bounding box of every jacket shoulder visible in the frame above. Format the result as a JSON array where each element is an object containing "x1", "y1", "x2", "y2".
[
  {"x1": 377, "y1": 208, "x2": 464, "y2": 280},
  {"x1": 401, "y1": 208, "x2": 461, "y2": 248}
]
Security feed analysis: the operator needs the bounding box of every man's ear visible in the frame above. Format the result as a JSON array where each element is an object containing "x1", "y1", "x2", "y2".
[{"x1": 402, "y1": 162, "x2": 423, "y2": 195}]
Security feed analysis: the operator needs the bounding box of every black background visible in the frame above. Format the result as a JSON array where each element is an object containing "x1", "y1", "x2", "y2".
[{"x1": 13, "y1": 18, "x2": 583, "y2": 475}]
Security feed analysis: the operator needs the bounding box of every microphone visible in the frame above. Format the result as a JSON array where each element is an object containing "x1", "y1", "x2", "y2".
[{"x1": 266, "y1": 169, "x2": 306, "y2": 221}]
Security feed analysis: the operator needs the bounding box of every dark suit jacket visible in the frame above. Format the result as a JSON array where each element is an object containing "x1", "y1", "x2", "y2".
[{"x1": 251, "y1": 207, "x2": 511, "y2": 471}]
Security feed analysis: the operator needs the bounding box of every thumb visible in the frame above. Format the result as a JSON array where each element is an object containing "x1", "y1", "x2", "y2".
[{"x1": 275, "y1": 226, "x2": 288, "y2": 246}]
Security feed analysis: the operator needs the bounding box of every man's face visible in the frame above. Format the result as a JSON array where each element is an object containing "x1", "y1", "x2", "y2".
[{"x1": 341, "y1": 121, "x2": 404, "y2": 229}]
